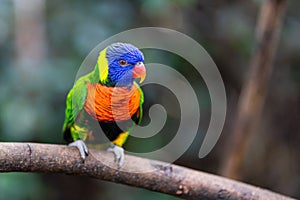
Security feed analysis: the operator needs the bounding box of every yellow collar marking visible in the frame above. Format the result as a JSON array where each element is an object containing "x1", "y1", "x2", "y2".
[{"x1": 97, "y1": 48, "x2": 109, "y2": 83}]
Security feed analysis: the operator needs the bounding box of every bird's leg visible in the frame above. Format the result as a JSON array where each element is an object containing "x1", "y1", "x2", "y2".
[
  {"x1": 69, "y1": 139, "x2": 89, "y2": 161},
  {"x1": 107, "y1": 132, "x2": 128, "y2": 167},
  {"x1": 107, "y1": 144, "x2": 124, "y2": 167}
]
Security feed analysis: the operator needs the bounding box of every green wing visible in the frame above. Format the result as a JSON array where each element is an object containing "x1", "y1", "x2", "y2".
[
  {"x1": 134, "y1": 81, "x2": 144, "y2": 125},
  {"x1": 62, "y1": 79, "x2": 88, "y2": 133}
]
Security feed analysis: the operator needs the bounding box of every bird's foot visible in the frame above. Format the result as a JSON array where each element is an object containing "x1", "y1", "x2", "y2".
[
  {"x1": 107, "y1": 144, "x2": 124, "y2": 167},
  {"x1": 69, "y1": 140, "x2": 89, "y2": 161}
]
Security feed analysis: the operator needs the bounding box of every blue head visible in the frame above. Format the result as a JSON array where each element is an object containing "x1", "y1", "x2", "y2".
[{"x1": 99, "y1": 43, "x2": 145, "y2": 87}]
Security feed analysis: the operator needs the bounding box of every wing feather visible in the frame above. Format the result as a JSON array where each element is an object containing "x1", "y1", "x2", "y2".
[{"x1": 62, "y1": 79, "x2": 88, "y2": 133}]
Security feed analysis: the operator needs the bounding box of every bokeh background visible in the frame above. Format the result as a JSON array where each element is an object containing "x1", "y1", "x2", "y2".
[{"x1": 0, "y1": 0, "x2": 300, "y2": 199}]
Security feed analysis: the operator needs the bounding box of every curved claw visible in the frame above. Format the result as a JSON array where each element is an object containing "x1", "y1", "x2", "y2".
[
  {"x1": 69, "y1": 140, "x2": 89, "y2": 161},
  {"x1": 107, "y1": 144, "x2": 124, "y2": 167}
]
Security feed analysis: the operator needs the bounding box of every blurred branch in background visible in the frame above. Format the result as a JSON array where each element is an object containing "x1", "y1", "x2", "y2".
[
  {"x1": 219, "y1": 0, "x2": 287, "y2": 179},
  {"x1": 0, "y1": 142, "x2": 294, "y2": 200},
  {"x1": 14, "y1": 0, "x2": 46, "y2": 71}
]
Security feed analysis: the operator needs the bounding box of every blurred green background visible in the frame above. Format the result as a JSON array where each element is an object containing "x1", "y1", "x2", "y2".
[{"x1": 0, "y1": 0, "x2": 300, "y2": 199}]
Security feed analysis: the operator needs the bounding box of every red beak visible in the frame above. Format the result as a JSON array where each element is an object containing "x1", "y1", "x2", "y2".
[{"x1": 132, "y1": 62, "x2": 146, "y2": 83}]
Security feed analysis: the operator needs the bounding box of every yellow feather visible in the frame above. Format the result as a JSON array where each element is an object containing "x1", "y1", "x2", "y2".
[
  {"x1": 97, "y1": 48, "x2": 109, "y2": 83},
  {"x1": 112, "y1": 132, "x2": 129, "y2": 147}
]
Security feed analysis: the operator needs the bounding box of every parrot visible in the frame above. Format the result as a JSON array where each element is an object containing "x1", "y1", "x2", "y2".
[{"x1": 62, "y1": 42, "x2": 146, "y2": 167}]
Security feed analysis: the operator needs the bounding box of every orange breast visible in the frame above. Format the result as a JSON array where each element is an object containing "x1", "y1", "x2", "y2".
[{"x1": 84, "y1": 83, "x2": 141, "y2": 122}]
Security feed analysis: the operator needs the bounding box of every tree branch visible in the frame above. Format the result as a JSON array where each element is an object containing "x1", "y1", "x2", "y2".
[
  {"x1": 0, "y1": 142, "x2": 294, "y2": 200},
  {"x1": 219, "y1": 0, "x2": 288, "y2": 178}
]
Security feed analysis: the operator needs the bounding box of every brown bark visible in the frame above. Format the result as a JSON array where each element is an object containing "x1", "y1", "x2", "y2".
[
  {"x1": 0, "y1": 142, "x2": 294, "y2": 200},
  {"x1": 219, "y1": 0, "x2": 287, "y2": 179}
]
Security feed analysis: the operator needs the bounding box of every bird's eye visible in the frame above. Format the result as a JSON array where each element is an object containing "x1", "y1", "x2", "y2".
[{"x1": 119, "y1": 60, "x2": 127, "y2": 66}]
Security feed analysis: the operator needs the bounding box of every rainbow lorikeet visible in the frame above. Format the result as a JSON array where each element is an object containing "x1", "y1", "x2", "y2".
[{"x1": 62, "y1": 43, "x2": 146, "y2": 166}]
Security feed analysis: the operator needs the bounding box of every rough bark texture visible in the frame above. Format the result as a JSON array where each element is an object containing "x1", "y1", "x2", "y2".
[
  {"x1": 0, "y1": 142, "x2": 294, "y2": 200},
  {"x1": 219, "y1": 0, "x2": 287, "y2": 179}
]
